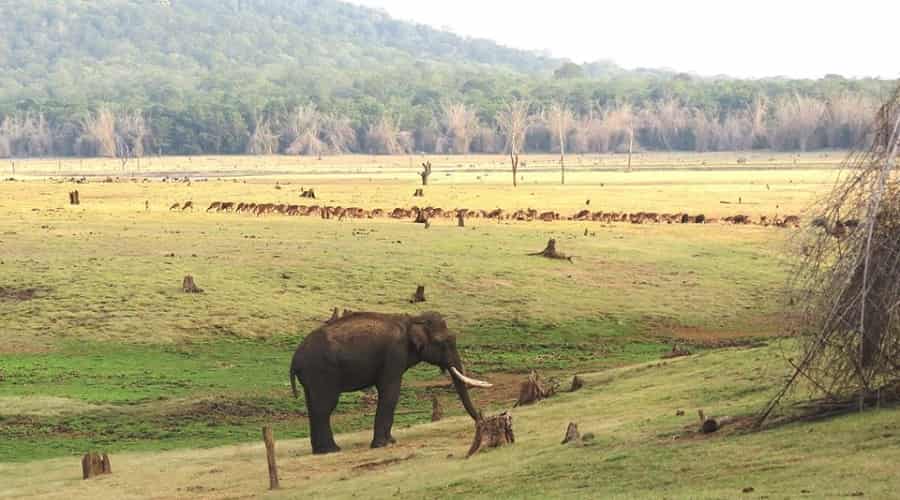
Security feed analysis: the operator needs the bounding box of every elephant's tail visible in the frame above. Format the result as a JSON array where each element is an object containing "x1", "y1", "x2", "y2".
[{"x1": 290, "y1": 366, "x2": 299, "y2": 398}]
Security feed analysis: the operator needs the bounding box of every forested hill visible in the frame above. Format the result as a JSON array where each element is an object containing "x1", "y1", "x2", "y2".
[
  {"x1": 1, "y1": 0, "x2": 566, "y2": 105},
  {"x1": 0, "y1": 0, "x2": 895, "y2": 157}
]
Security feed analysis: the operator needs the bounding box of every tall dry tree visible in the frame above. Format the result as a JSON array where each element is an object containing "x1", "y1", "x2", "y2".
[
  {"x1": 442, "y1": 102, "x2": 480, "y2": 154},
  {"x1": 79, "y1": 110, "x2": 117, "y2": 157},
  {"x1": 497, "y1": 100, "x2": 531, "y2": 187},
  {"x1": 546, "y1": 102, "x2": 575, "y2": 184},
  {"x1": 284, "y1": 105, "x2": 325, "y2": 157},
  {"x1": 366, "y1": 116, "x2": 407, "y2": 155},
  {"x1": 247, "y1": 113, "x2": 279, "y2": 155}
]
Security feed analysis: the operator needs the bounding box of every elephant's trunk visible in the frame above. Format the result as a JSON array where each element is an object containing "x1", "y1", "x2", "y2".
[
  {"x1": 451, "y1": 371, "x2": 482, "y2": 422},
  {"x1": 446, "y1": 350, "x2": 489, "y2": 422}
]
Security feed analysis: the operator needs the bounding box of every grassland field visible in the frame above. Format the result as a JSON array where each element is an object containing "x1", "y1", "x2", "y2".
[{"x1": 3, "y1": 151, "x2": 897, "y2": 499}]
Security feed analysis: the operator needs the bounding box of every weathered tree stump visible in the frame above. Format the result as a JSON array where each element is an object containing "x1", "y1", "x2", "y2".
[
  {"x1": 698, "y1": 409, "x2": 719, "y2": 434},
  {"x1": 466, "y1": 412, "x2": 514, "y2": 458},
  {"x1": 457, "y1": 212, "x2": 465, "y2": 227},
  {"x1": 515, "y1": 371, "x2": 555, "y2": 407},
  {"x1": 262, "y1": 426, "x2": 279, "y2": 490},
  {"x1": 420, "y1": 161, "x2": 432, "y2": 186},
  {"x1": 570, "y1": 375, "x2": 584, "y2": 392},
  {"x1": 561, "y1": 422, "x2": 581, "y2": 445},
  {"x1": 69, "y1": 191, "x2": 81, "y2": 205},
  {"x1": 414, "y1": 210, "x2": 428, "y2": 224},
  {"x1": 431, "y1": 395, "x2": 443, "y2": 422},
  {"x1": 413, "y1": 188, "x2": 425, "y2": 197},
  {"x1": 81, "y1": 452, "x2": 112, "y2": 479},
  {"x1": 410, "y1": 285, "x2": 426, "y2": 303},
  {"x1": 182, "y1": 275, "x2": 204, "y2": 294},
  {"x1": 529, "y1": 239, "x2": 572, "y2": 262}
]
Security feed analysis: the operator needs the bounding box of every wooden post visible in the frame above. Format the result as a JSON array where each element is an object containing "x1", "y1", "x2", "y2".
[
  {"x1": 262, "y1": 426, "x2": 279, "y2": 490},
  {"x1": 431, "y1": 395, "x2": 443, "y2": 422}
]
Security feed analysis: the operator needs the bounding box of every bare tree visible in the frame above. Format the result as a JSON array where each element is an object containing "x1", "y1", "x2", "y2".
[
  {"x1": 496, "y1": 100, "x2": 531, "y2": 187},
  {"x1": 826, "y1": 93, "x2": 875, "y2": 148},
  {"x1": 442, "y1": 102, "x2": 480, "y2": 154},
  {"x1": 78, "y1": 110, "x2": 117, "y2": 157},
  {"x1": 247, "y1": 113, "x2": 278, "y2": 155},
  {"x1": 770, "y1": 94, "x2": 826, "y2": 151},
  {"x1": 366, "y1": 117, "x2": 407, "y2": 155},
  {"x1": 284, "y1": 105, "x2": 325, "y2": 157},
  {"x1": 643, "y1": 98, "x2": 689, "y2": 150},
  {"x1": 546, "y1": 102, "x2": 574, "y2": 184},
  {"x1": 0, "y1": 113, "x2": 52, "y2": 158}
]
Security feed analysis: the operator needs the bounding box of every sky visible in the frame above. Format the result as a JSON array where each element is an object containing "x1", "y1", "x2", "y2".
[{"x1": 349, "y1": 0, "x2": 898, "y2": 79}]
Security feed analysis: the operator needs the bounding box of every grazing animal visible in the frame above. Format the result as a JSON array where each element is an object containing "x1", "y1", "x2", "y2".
[
  {"x1": 169, "y1": 203, "x2": 181, "y2": 211},
  {"x1": 181, "y1": 201, "x2": 194, "y2": 211}
]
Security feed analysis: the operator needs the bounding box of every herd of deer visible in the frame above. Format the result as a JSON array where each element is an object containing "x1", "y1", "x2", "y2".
[{"x1": 166, "y1": 200, "x2": 803, "y2": 227}]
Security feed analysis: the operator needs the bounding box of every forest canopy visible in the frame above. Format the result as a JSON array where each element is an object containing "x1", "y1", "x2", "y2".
[{"x1": 0, "y1": 0, "x2": 895, "y2": 157}]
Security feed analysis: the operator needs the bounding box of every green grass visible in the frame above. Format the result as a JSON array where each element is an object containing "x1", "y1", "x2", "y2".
[
  {"x1": 0, "y1": 157, "x2": 813, "y2": 468},
  {"x1": 3, "y1": 342, "x2": 899, "y2": 499}
]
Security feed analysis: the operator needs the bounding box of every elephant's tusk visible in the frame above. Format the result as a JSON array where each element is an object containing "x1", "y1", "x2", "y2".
[{"x1": 450, "y1": 366, "x2": 493, "y2": 388}]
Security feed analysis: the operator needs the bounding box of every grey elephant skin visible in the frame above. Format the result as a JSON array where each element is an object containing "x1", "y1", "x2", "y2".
[{"x1": 290, "y1": 311, "x2": 489, "y2": 455}]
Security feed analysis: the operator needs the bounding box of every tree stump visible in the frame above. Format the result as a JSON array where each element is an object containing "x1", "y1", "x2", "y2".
[
  {"x1": 414, "y1": 210, "x2": 428, "y2": 224},
  {"x1": 81, "y1": 452, "x2": 112, "y2": 479},
  {"x1": 413, "y1": 188, "x2": 424, "y2": 197},
  {"x1": 570, "y1": 375, "x2": 584, "y2": 392},
  {"x1": 410, "y1": 285, "x2": 426, "y2": 303},
  {"x1": 698, "y1": 409, "x2": 719, "y2": 434},
  {"x1": 431, "y1": 395, "x2": 443, "y2": 422},
  {"x1": 561, "y1": 422, "x2": 580, "y2": 445},
  {"x1": 182, "y1": 275, "x2": 203, "y2": 294},
  {"x1": 466, "y1": 412, "x2": 514, "y2": 458},
  {"x1": 262, "y1": 426, "x2": 279, "y2": 490},
  {"x1": 529, "y1": 239, "x2": 572, "y2": 262},
  {"x1": 420, "y1": 161, "x2": 432, "y2": 186},
  {"x1": 457, "y1": 212, "x2": 465, "y2": 227},
  {"x1": 515, "y1": 371, "x2": 555, "y2": 407}
]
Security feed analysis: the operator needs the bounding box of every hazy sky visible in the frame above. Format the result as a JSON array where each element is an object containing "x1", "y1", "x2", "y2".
[{"x1": 350, "y1": 0, "x2": 898, "y2": 79}]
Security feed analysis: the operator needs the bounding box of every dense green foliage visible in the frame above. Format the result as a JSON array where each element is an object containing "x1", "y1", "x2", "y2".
[{"x1": 0, "y1": 0, "x2": 894, "y2": 156}]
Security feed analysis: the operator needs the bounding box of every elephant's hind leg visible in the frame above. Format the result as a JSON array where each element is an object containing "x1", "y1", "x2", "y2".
[
  {"x1": 371, "y1": 380, "x2": 401, "y2": 449},
  {"x1": 305, "y1": 386, "x2": 341, "y2": 455}
]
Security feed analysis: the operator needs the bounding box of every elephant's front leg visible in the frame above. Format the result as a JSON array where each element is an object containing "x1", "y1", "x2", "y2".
[{"x1": 371, "y1": 380, "x2": 401, "y2": 448}]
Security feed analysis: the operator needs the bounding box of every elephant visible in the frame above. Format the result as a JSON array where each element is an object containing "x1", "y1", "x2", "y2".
[{"x1": 290, "y1": 311, "x2": 492, "y2": 455}]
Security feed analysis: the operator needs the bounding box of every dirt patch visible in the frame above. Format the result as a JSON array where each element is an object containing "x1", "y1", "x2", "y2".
[
  {"x1": 0, "y1": 286, "x2": 46, "y2": 302},
  {"x1": 164, "y1": 399, "x2": 305, "y2": 424},
  {"x1": 409, "y1": 371, "x2": 568, "y2": 409},
  {"x1": 669, "y1": 415, "x2": 758, "y2": 442}
]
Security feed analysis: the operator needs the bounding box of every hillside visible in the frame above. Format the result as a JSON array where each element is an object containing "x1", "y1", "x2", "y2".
[
  {"x1": 4, "y1": 344, "x2": 898, "y2": 499},
  {"x1": 0, "y1": 0, "x2": 894, "y2": 157},
  {"x1": 0, "y1": 0, "x2": 564, "y2": 105}
]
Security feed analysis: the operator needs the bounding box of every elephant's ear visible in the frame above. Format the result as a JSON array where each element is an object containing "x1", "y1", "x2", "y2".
[{"x1": 408, "y1": 322, "x2": 428, "y2": 353}]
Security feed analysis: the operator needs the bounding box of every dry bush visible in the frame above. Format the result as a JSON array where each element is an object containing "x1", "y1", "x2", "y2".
[{"x1": 761, "y1": 89, "x2": 900, "y2": 423}]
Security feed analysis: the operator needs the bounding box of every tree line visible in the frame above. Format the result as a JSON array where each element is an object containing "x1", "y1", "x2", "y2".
[{"x1": 0, "y1": 92, "x2": 880, "y2": 159}]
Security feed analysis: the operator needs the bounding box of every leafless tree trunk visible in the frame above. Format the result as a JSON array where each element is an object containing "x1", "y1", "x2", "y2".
[
  {"x1": 497, "y1": 100, "x2": 531, "y2": 187},
  {"x1": 547, "y1": 103, "x2": 574, "y2": 185}
]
